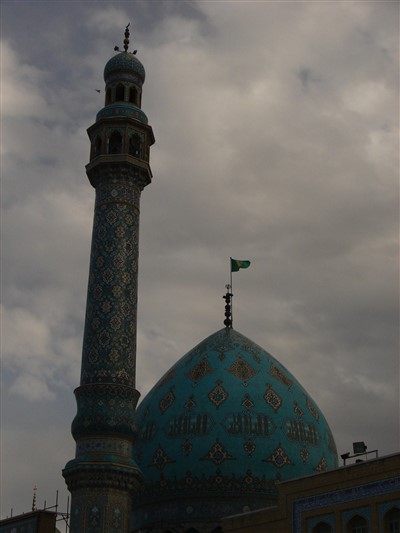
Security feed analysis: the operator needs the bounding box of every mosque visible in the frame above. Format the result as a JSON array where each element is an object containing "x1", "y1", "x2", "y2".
[
  {"x1": 60, "y1": 26, "x2": 399, "y2": 533},
  {"x1": 1, "y1": 27, "x2": 398, "y2": 533}
]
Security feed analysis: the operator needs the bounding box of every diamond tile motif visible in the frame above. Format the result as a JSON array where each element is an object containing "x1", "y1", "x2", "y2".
[
  {"x1": 306, "y1": 397, "x2": 320, "y2": 420},
  {"x1": 293, "y1": 401, "x2": 303, "y2": 419},
  {"x1": 243, "y1": 439, "x2": 256, "y2": 456},
  {"x1": 182, "y1": 440, "x2": 193, "y2": 456},
  {"x1": 208, "y1": 380, "x2": 229, "y2": 408},
  {"x1": 201, "y1": 438, "x2": 235, "y2": 465},
  {"x1": 264, "y1": 384, "x2": 282, "y2": 411},
  {"x1": 300, "y1": 447, "x2": 309, "y2": 464},
  {"x1": 159, "y1": 389, "x2": 175, "y2": 414},
  {"x1": 241, "y1": 393, "x2": 255, "y2": 410},
  {"x1": 264, "y1": 444, "x2": 293, "y2": 468},
  {"x1": 183, "y1": 395, "x2": 196, "y2": 410},
  {"x1": 187, "y1": 358, "x2": 214, "y2": 382},
  {"x1": 227, "y1": 357, "x2": 257, "y2": 382},
  {"x1": 270, "y1": 364, "x2": 292, "y2": 388},
  {"x1": 314, "y1": 455, "x2": 328, "y2": 472},
  {"x1": 150, "y1": 447, "x2": 175, "y2": 470}
]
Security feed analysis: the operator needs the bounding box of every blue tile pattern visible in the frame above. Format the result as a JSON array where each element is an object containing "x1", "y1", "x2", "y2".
[
  {"x1": 104, "y1": 52, "x2": 145, "y2": 83},
  {"x1": 96, "y1": 103, "x2": 148, "y2": 124},
  {"x1": 132, "y1": 327, "x2": 338, "y2": 529},
  {"x1": 64, "y1": 43, "x2": 154, "y2": 533},
  {"x1": 292, "y1": 476, "x2": 400, "y2": 532}
]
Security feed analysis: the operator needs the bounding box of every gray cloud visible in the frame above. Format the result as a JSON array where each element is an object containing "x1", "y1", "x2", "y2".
[{"x1": 1, "y1": 0, "x2": 398, "y2": 519}]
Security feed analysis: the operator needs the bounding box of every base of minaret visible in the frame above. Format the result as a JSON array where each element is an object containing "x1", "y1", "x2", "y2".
[
  {"x1": 67, "y1": 487, "x2": 136, "y2": 532},
  {"x1": 64, "y1": 455, "x2": 142, "y2": 532}
]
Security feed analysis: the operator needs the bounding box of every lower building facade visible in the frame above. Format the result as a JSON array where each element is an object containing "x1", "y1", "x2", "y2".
[{"x1": 222, "y1": 452, "x2": 400, "y2": 532}]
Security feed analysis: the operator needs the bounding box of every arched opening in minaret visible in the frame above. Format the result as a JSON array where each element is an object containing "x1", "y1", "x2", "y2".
[
  {"x1": 129, "y1": 133, "x2": 142, "y2": 158},
  {"x1": 105, "y1": 88, "x2": 111, "y2": 105},
  {"x1": 115, "y1": 84, "x2": 125, "y2": 102},
  {"x1": 129, "y1": 87, "x2": 138, "y2": 105},
  {"x1": 109, "y1": 131, "x2": 123, "y2": 154},
  {"x1": 93, "y1": 137, "x2": 102, "y2": 158}
]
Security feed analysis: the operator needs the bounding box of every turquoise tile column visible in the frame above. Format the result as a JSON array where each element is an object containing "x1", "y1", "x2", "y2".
[{"x1": 63, "y1": 27, "x2": 154, "y2": 533}]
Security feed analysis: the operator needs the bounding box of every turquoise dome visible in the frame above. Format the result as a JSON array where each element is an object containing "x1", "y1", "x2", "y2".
[
  {"x1": 104, "y1": 52, "x2": 145, "y2": 85},
  {"x1": 132, "y1": 328, "x2": 338, "y2": 530}
]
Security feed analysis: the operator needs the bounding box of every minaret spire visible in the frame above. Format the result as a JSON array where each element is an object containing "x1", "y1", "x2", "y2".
[
  {"x1": 63, "y1": 30, "x2": 154, "y2": 533},
  {"x1": 123, "y1": 23, "x2": 130, "y2": 52}
]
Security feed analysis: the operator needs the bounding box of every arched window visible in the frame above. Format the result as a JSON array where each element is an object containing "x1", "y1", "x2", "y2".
[
  {"x1": 384, "y1": 507, "x2": 400, "y2": 532},
  {"x1": 129, "y1": 87, "x2": 138, "y2": 104},
  {"x1": 347, "y1": 515, "x2": 369, "y2": 533},
  {"x1": 105, "y1": 88, "x2": 111, "y2": 105},
  {"x1": 115, "y1": 84, "x2": 125, "y2": 102},
  {"x1": 129, "y1": 133, "x2": 142, "y2": 158},
  {"x1": 109, "y1": 131, "x2": 123, "y2": 154},
  {"x1": 93, "y1": 137, "x2": 102, "y2": 158},
  {"x1": 313, "y1": 522, "x2": 332, "y2": 533}
]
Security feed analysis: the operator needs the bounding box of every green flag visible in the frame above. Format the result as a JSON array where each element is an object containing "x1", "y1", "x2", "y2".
[{"x1": 231, "y1": 258, "x2": 251, "y2": 272}]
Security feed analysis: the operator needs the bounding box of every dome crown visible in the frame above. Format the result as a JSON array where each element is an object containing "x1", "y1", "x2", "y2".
[
  {"x1": 133, "y1": 327, "x2": 338, "y2": 530},
  {"x1": 104, "y1": 52, "x2": 145, "y2": 85}
]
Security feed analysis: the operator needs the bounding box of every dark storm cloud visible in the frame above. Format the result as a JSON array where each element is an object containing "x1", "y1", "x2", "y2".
[{"x1": 1, "y1": 0, "x2": 398, "y2": 519}]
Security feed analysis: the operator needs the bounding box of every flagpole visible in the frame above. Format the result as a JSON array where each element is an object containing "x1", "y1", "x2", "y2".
[{"x1": 229, "y1": 257, "x2": 233, "y2": 328}]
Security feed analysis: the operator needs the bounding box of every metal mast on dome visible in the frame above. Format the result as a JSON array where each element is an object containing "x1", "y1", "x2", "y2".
[{"x1": 114, "y1": 23, "x2": 137, "y2": 54}]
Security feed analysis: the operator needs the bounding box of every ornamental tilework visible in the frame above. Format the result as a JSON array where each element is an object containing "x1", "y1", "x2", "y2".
[
  {"x1": 300, "y1": 447, "x2": 310, "y2": 464},
  {"x1": 264, "y1": 383, "x2": 282, "y2": 411},
  {"x1": 264, "y1": 445, "x2": 293, "y2": 469},
  {"x1": 72, "y1": 384, "x2": 139, "y2": 438},
  {"x1": 208, "y1": 380, "x2": 229, "y2": 408},
  {"x1": 227, "y1": 357, "x2": 257, "y2": 382},
  {"x1": 244, "y1": 439, "x2": 256, "y2": 457},
  {"x1": 202, "y1": 438, "x2": 236, "y2": 465},
  {"x1": 133, "y1": 328, "x2": 339, "y2": 531},
  {"x1": 293, "y1": 476, "x2": 400, "y2": 532},
  {"x1": 270, "y1": 363, "x2": 292, "y2": 388},
  {"x1": 182, "y1": 440, "x2": 193, "y2": 456},
  {"x1": 159, "y1": 389, "x2": 175, "y2": 414},
  {"x1": 306, "y1": 396, "x2": 320, "y2": 421},
  {"x1": 293, "y1": 400, "x2": 304, "y2": 419},
  {"x1": 184, "y1": 395, "x2": 196, "y2": 410},
  {"x1": 150, "y1": 447, "x2": 175, "y2": 470},
  {"x1": 242, "y1": 393, "x2": 255, "y2": 410},
  {"x1": 81, "y1": 186, "x2": 141, "y2": 389},
  {"x1": 187, "y1": 358, "x2": 214, "y2": 382},
  {"x1": 314, "y1": 456, "x2": 328, "y2": 472}
]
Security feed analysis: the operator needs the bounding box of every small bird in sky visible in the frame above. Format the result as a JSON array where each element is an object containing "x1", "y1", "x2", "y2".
[{"x1": 95, "y1": 89, "x2": 101, "y2": 93}]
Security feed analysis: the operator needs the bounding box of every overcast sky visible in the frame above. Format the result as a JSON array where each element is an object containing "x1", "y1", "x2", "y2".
[{"x1": 1, "y1": 0, "x2": 399, "y2": 520}]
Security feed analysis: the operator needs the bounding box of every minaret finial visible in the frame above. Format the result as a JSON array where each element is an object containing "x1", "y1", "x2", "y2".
[
  {"x1": 223, "y1": 284, "x2": 233, "y2": 328},
  {"x1": 32, "y1": 485, "x2": 37, "y2": 512},
  {"x1": 123, "y1": 23, "x2": 130, "y2": 52},
  {"x1": 114, "y1": 23, "x2": 137, "y2": 55}
]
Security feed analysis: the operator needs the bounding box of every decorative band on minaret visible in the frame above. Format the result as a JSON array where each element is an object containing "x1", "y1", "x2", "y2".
[{"x1": 63, "y1": 27, "x2": 155, "y2": 533}]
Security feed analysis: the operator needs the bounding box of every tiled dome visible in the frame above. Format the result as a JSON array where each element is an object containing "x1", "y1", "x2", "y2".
[
  {"x1": 104, "y1": 52, "x2": 145, "y2": 85},
  {"x1": 132, "y1": 328, "x2": 338, "y2": 531}
]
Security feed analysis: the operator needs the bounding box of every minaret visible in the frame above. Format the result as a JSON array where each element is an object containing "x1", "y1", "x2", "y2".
[{"x1": 63, "y1": 26, "x2": 154, "y2": 533}]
